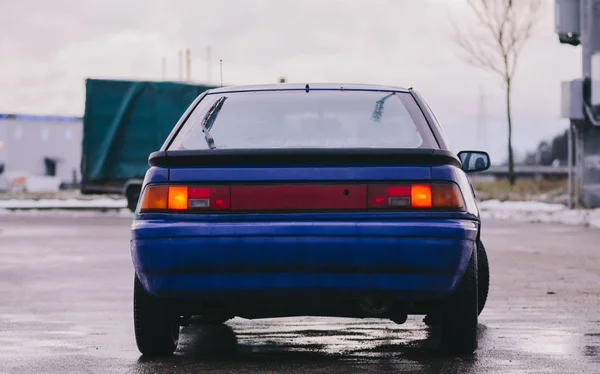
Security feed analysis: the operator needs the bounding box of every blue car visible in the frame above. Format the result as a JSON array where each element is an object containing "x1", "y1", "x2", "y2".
[{"x1": 130, "y1": 83, "x2": 491, "y2": 356}]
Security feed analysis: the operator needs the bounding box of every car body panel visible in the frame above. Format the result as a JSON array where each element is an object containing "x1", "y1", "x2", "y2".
[
  {"x1": 207, "y1": 83, "x2": 411, "y2": 95},
  {"x1": 131, "y1": 218, "x2": 477, "y2": 300},
  {"x1": 169, "y1": 165, "x2": 431, "y2": 183},
  {"x1": 143, "y1": 166, "x2": 169, "y2": 185}
]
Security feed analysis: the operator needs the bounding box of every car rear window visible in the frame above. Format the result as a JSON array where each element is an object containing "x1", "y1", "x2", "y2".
[{"x1": 168, "y1": 90, "x2": 438, "y2": 150}]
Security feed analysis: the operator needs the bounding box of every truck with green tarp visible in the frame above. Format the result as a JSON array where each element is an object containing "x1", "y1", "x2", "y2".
[{"x1": 81, "y1": 78, "x2": 217, "y2": 211}]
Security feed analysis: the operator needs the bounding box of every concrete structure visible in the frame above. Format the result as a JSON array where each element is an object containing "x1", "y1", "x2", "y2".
[
  {"x1": 556, "y1": 0, "x2": 600, "y2": 208},
  {"x1": 0, "y1": 114, "x2": 82, "y2": 185}
]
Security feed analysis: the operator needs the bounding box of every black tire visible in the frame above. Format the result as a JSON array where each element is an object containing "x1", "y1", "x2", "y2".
[
  {"x1": 423, "y1": 239, "x2": 488, "y2": 326},
  {"x1": 440, "y1": 246, "x2": 478, "y2": 354},
  {"x1": 133, "y1": 275, "x2": 180, "y2": 356},
  {"x1": 126, "y1": 190, "x2": 140, "y2": 212},
  {"x1": 477, "y1": 240, "x2": 489, "y2": 315}
]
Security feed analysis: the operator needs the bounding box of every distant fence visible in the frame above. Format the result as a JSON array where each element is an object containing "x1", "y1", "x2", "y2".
[{"x1": 477, "y1": 165, "x2": 568, "y2": 179}]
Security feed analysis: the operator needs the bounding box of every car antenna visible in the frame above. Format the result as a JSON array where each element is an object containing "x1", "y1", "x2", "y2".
[
  {"x1": 305, "y1": 84, "x2": 310, "y2": 93},
  {"x1": 220, "y1": 59, "x2": 223, "y2": 87}
]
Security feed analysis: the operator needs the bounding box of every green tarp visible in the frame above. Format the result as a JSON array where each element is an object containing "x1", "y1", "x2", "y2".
[{"x1": 81, "y1": 78, "x2": 215, "y2": 183}]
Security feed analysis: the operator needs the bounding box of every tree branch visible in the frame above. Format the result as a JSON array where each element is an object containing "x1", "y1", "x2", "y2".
[
  {"x1": 453, "y1": 0, "x2": 543, "y2": 81},
  {"x1": 452, "y1": 0, "x2": 544, "y2": 185}
]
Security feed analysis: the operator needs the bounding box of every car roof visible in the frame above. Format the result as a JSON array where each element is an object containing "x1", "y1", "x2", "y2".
[{"x1": 208, "y1": 83, "x2": 411, "y2": 94}]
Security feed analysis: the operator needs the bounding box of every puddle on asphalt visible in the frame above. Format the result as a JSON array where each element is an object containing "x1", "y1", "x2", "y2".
[{"x1": 225, "y1": 316, "x2": 428, "y2": 356}]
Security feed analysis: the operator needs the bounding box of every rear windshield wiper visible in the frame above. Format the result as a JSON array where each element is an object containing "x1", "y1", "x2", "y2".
[
  {"x1": 371, "y1": 93, "x2": 395, "y2": 123},
  {"x1": 201, "y1": 96, "x2": 227, "y2": 150}
]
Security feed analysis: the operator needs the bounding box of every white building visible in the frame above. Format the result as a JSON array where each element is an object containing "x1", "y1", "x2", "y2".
[{"x1": 0, "y1": 114, "x2": 82, "y2": 186}]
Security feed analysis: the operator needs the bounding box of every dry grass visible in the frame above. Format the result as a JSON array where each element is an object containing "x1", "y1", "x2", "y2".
[{"x1": 472, "y1": 178, "x2": 568, "y2": 203}]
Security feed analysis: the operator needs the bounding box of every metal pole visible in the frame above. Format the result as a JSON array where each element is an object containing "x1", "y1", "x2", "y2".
[
  {"x1": 581, "y1": 0, "x2": 593, "y2": 78},
  {"x1": 178, "y1": 50, "x2": 183, "y2": 81},
  {"x1": 185, "y1": 49, "x2": 191, "y2": 82},
  {"x1": 575, "y1": 124, "x2": 585, "y2": 207},
  {"x1": 206, "y1": 46, "x2": 212, "y2": 84},
  {"x1": 568, "y1": 121, "x2": 574, "y2": 208}
]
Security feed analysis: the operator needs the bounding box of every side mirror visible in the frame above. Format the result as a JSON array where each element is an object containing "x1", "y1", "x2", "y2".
[{"x1": 457, "y1": 151, "x2": 491, "y2": 173}]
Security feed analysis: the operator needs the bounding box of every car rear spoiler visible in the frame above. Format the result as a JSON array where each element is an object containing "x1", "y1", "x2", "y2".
[{"x1": 148, "y1": 149, "x2": 461, "y2": 167}]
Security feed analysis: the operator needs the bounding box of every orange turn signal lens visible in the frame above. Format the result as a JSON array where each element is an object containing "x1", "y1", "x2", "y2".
[
  {"x1": 139, "y1": 185, "x2": 168, "y2": 210},
  {"x1": 168, "y1": 186, "x2": 189, "y2": 210},
  {"x1": 432, "y1": 183, "x2": 465, "y2": 209},
  {"x1": 411, "y1": 184, "x2": 432, "y2": 208}
]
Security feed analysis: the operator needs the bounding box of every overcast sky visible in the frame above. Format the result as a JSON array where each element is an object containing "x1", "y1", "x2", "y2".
[{"x1": 0, "y1": 0, "x2": 584, "y2": 161}]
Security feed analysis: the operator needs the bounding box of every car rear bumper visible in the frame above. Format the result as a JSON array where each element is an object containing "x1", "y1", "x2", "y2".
[{"x1": 131, "y1": 218, "x2": 478, "y2": 301}]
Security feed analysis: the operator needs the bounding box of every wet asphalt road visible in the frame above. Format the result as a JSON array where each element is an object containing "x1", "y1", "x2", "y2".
[{"x1": 1, "y1": 213, "x2": 600, "y2": 373}]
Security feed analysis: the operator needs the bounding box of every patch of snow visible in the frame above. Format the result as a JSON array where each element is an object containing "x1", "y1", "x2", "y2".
[
  {"x1": 25, "y1": 176, "x2": 62, "y2": 193},
  {"x1": 0, "y1": 208, "x2": 133, "y2": 218},
  {"x1": 479, "y1": 200, "x2": 600, "y2": 229},
  {"x1": 0, "y1": 198, "x2": 127, "y2": 209},
  {"x1": 479, "y1": 199, "x2": 565, "y2": 212}
]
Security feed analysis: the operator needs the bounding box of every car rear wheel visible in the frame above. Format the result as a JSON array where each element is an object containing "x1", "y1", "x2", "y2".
[
  {"x1": 423, "y1": 238, "x2": 488, "y2": 327},
  {"x1": 133, "y1": 275, "x2": 180, "y2": 356},
  {"x1": 477, "y1": 240, "x2": 489, "y2": 315},
  {"x1": 440, "y1": 246, "x2": 478, "y2": 354}
]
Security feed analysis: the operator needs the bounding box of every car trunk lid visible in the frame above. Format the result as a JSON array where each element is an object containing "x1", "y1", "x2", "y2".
[{"x1": 143, "y1": 148, "x2": 461, "y2": 213}]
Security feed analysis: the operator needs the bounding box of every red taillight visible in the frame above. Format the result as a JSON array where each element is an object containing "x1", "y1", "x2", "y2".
[
  {"x1": 189, "y1": 186, "x2": 231, "y2": 209},
  {"x1": 139, "y1": 185, "x2": 230, "y2": 212},
  {"x1": 367, "y1": 183, "x2": 464, "y2": 210},
  {"x1": 139, "y1": 182, "x2": 464, "y2": 213},
  {"x1": 368, "y1": 184, "x2": 411, "y2": 208}
]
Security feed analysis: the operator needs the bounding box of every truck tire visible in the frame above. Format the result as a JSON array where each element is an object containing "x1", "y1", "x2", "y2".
[
  {"x1": 440, "y1": 247, "x2": 478, "y2": 354},
  {"x1": 477, "y1": 240, "x2": 489, "y2": 315},
  {"x1": 126, "y1": 188, "x2": 141, "y2": 212},
  {"x1": 133, "y1": 275, "x2": 180, "y2": 356}
]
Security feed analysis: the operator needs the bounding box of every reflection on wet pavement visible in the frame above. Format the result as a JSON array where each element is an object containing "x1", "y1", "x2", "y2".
[
  {"x1": 123, "y1": 314, "x2": 600, "y2": 374},
  {"x1": 1, "y1": 216, "x2": 600, "y2": 373}
]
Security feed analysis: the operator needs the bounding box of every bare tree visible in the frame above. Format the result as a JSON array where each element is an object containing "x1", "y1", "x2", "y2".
[{"x1": 455, "y1": 0, "x2": 543, "y2": 185}]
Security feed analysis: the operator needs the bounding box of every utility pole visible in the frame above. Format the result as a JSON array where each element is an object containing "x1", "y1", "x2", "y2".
[
  {"x1": 178, "y1": 50, "x2": 183, "y2": 81},
  {"x1": 185, "y1": 49, "x2": 191, "y2": 82},
  {"x1": 556, "y1": 0, "x2": 600, "y2": 208},
  {"x1": 206, "y1": 46, "x2": 212, "y2": 84}
]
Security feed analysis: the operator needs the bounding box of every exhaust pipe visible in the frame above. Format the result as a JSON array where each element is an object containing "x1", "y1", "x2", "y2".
[
  {"x1": 391, "y1": 314, "x2": 408, "y2": 325},
  {"x1": 358, "y1": 296, "x2": 394, "y2": 315}
]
